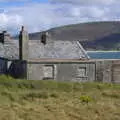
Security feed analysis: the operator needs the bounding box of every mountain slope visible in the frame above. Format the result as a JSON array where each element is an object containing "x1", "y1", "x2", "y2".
[{"x1": 29, "y1": 21, "x2": 120, "y2": 50}]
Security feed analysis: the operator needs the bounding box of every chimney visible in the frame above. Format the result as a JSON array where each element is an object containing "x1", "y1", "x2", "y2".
[
  {"x1": 41, "y1": 32, "x2": 47, "y2": 45},
  {"x1": 0, "y1": 31, "x2": 11, "y2": 44},
  {"x1": 19, "y1": 26, "x2": 29, "y2": 60}
]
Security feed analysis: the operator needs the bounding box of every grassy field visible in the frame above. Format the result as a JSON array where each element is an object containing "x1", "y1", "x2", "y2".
[{"x1": 0, "y1": 75, "x2": 120, "y2": 120}]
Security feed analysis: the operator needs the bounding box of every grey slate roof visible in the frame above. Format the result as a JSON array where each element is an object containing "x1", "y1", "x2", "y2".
[
  {"x1": 0, "y1": 40, "x2": 19, "y2": 60},
  {"x1": 0, "y1": 39, "x2": 89, "y2": 60}
]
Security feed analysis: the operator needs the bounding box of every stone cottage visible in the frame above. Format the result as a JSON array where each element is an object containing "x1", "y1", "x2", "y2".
[{"x1": 0, "y1": 27, "x2": 120, "y2": 83}]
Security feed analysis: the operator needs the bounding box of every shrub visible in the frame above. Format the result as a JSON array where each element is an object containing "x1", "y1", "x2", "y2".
[
  {"x1": 79, "y1": 95, "x2": 93, "y2": 103},
  {"x1": 50, "y1": 93, "x2": 58, "y2": 98}
]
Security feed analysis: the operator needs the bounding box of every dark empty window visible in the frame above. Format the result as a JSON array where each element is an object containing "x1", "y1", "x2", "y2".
[
  {"x1": 0, "y1": 33, "x2": 4, "y2": 43},
  {"x1": 41, "y1": 32, "x2": 47, "y2": 45}
]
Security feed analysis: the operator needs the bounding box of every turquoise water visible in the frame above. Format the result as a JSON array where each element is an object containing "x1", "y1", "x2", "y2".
[{"x1": 87, "y1": 51, "x2": 120, "y2": 59}]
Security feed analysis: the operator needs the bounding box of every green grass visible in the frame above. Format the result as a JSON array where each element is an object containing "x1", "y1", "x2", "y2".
[{"x1": 0, "y1": 75, "x2": 119, "y2": 120}]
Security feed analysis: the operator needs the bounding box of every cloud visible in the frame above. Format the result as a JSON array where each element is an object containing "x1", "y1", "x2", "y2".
[
  {"x1": 50, "y1": 5, "x2": 111, "y2": 27},
  {"x1": 0, "y1": 3, "x2": 53, "y2": 34},
  {"x1": 0, "y1": 13, "x2": 23, "y2": 33},
  {"x1": 50, "y1": 0, "x2": 119, "y2": 5},
  {"x1": 7, "y1": 3, "x2": 54, "y2": 32},
  {"x1": 0, "y1": 0, "x2": 29, "y2": 2},
  {"x1": 0, "y1": 1, "x2": 120, "y2": 34}
]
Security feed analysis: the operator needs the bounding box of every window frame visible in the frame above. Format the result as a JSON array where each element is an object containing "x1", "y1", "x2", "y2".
[
  {"x1": 76, "y1": 67, "x2": 87, "y2": 78},
  {"x1": 43, "y1": 65, "x2": 54, "y2": 80}
]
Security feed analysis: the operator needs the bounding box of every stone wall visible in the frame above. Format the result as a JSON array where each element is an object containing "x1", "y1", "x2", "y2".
[
  {"x1": 108, "y1": 61, "x2": 120, "y2": 83},
  {"x1": 0, "y1": 58, "x2": 7, "y2": 74},
  {"x1": 19, "y1": 26, "x2": 29, "y2": 60},
  {"x1": 8, "y1": 60, "x2": 27, "y2": 79},
  {"x1": 95, "y1": 60, "x2": 120, "y2": 83},
  {"x1": 0, "y1": 57, "x2": 120, "y2": 83},
  {"x1": 0, "y1": 33, "x2": 19, "y2": 59},
  {"x1": 29, "y1": 40, "x2": 89, "y2": 59},
  {"x1": 95, "y1": 60, "x2": 113, "y2": 83},
  {"x1": 27, "y1": 60, "x2": 120, "y2": 83},
  {"x1": 0, "y1": 29, "x2": 89, "y2": 60},
  {"x1": 27, "y1": 61, "x2": 96, "y2": 81},
  {"x1": 0, "y1": 58, "x2": 27, "y2": 78}
]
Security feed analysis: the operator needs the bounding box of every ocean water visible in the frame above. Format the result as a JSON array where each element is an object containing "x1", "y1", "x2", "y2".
[{"x1": 87, "y1": 51, "x2": 120, "y2": 59}]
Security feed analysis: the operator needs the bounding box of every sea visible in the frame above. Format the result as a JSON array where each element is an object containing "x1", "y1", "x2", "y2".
[{"x1": 87, "y1": 51, "x2": 120, "y2": 59}]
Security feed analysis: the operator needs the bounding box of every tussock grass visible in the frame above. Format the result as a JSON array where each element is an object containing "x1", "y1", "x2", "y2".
[{"x1": 0, "y1": 75, "x2": 119, "y2": 120}]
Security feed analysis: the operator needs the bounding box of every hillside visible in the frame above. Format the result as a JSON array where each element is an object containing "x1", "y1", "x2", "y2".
[
  {"x1": 29, "y1": 21, "x2": 120, "y2": 50},
  {"x1": 0, "y1": 75, "x2": 120, "y2": 120}
]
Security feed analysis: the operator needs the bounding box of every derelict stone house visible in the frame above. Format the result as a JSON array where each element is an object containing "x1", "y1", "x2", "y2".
[
  {"x1": 0, "y1": 27, "x2": 94, "y2": 81},
  {"x1": 0, "y1": 27, "x2": 120, "y2": 83}
]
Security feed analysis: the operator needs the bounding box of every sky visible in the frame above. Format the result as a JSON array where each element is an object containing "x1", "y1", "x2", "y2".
[{"x1": 0, "y1": 0, "x2": 120, "y2": 34}]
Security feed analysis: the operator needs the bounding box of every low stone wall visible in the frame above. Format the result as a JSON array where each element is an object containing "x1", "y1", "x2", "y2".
[
  {"x1": 96, "y1": 60, "x2": 120, "y2": 83},
  {"x1": 96, "y1": 60, "x2": 113, "y2": 83}
]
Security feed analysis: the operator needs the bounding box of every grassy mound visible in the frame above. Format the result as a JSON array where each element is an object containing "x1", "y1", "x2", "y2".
[{"x1": 0, "y1": 75, "x2": 120, "y2": 120}]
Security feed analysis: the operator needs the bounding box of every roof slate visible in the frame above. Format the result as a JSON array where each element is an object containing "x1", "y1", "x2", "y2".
[{"x1": 0, "y1": 39, "x2": 89, "y2": 60}]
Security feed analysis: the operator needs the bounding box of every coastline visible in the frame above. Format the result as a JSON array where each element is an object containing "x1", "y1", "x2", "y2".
[{"x1": 87, "y1": 50, "x2": 120, "y2": 52}]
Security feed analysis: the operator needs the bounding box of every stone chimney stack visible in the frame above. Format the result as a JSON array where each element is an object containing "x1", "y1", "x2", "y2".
[
  {"x1": 41, "y1": 31, "x2": 47, "y2": 45},
  {"x1": 19, "y1": 26, "x2": 29, "y2": 60},
  {"x1": 0, "y1": 32, "x2": 4, "y2": 43},
  {"x1": 0, "y1": 31, "x2": 11, "y2": 44}
]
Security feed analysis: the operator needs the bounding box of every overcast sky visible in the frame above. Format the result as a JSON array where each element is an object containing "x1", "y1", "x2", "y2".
[{"x1": 0, "y1": 0, "x2": 120, "y2": 34}]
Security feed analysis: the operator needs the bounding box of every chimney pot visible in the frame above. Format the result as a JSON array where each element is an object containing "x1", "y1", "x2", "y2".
[{"x1": 21, "y1": 26, "x2": 24, "y2": 31}]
